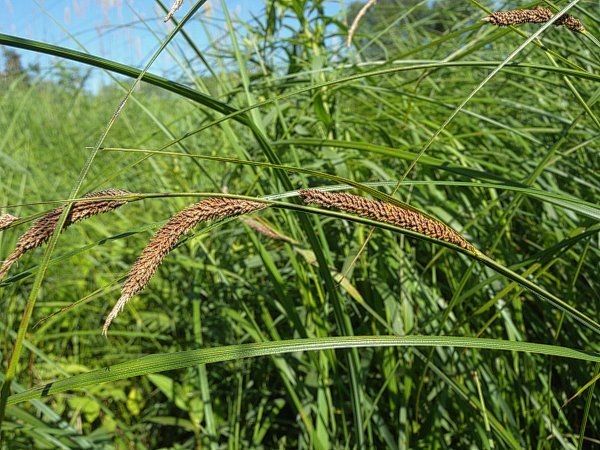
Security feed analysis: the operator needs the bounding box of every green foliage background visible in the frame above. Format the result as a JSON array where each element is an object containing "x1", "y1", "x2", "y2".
[{"x1": 0, "y1": 0, "x2": 598, "y2": 448}]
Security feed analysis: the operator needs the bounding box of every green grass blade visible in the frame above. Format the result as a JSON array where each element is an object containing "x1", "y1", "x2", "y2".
[{"x1": 8, "y1": 335, "x2": 598, "y2": 406}]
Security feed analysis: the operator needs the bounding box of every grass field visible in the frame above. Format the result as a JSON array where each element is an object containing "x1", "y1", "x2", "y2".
[{"x1": 0, "y1": 0, "x2": 599, "y2": 448}]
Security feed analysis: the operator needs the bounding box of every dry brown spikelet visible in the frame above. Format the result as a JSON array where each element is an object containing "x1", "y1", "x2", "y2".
[
  {"x1": 347, "y1": 0, "x2": 378, "y2": 46},
  {"x1": 299, "y1": 189, "x2": 476, "y2": 252},
  {"x1": 557, "y1": 14, "x2": 586, "y2": 33},
  {"x1": 103, "y1": 197, "x2": 267, "y2": 335},
  {"x1": 483, "y1": 7, "x2": 585, "y2": 33},
  {"x1": 242, "y1": 217, "x2": 297, "y2": 244},
  {"x1": 0, "y1": 214, "x2": 19, "y2": 231},
  {"x1": 164, "y1": 0, "x2": 184, "y2": 22},
  {"x1": 0, "y1": 189, "x2": 131, "y2": 280}
]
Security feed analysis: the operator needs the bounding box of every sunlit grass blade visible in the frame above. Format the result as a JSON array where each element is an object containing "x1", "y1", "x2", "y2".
[{"x1": 8, "y1": 335, "x2": 599, "y2": 406}]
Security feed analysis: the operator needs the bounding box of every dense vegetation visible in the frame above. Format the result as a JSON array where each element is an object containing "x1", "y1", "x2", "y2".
[{"x1": 0, "y1": 0, "x2": 598, "y2": 448}]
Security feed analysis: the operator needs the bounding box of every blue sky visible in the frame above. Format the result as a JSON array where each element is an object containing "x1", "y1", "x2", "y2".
[
  {"x1": 1, "y1": 1, "x2": 257, "y2": 73},
  {"x1": 1, "y1": 1, "x2": 344, "y2": 88}
]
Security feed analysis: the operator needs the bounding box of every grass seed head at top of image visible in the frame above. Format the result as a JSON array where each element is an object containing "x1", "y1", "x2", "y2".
[{"x1": 483, "y1": 7, "x2": 585, "y2": 33}]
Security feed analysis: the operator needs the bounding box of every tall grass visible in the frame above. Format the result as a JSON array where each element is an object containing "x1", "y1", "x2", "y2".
[{"x1": 0, "y1": 0, "x2": 598, "y2": 448}]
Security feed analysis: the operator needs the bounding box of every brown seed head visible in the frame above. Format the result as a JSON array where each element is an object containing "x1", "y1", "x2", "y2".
[
  {"x1": 299, "y1": 189, "x2": 476, "y2": 252},
  {"x1": 0, "y1": 189, "x2": 131, "y2": 280},
  {"x1": 0, "y1": 214, "x2": 18, "y2": 231},
  {"x1": 484, "y1": 7, "x2": 585, "y2": 33},
  {"x1": 103, "y1": 197, "x2": 267, "y2": 335},
  {"x1": 556, "y1": 14, "x2": 585, "y2": 33}
]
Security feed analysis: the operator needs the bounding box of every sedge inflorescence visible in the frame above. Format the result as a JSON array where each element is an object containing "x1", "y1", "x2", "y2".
[
  {"x1": 0, "y1": 189, "x2": 131, "y2": 280},
  {"x1": 0, "y1": 214, "x2": 18, "y2": 231},
  {"x1": 483, "y1": 7, "x2": 585, "y2": 33},
  {"x1": 299, "y1": 189, "x2": 476, "y2": 252},
  {"x1": 102, "y1": 197, "x2": 267, "y2": 335}
]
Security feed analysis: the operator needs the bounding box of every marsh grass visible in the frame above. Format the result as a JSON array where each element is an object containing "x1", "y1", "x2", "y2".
[{"x1": 0, "y1": 0, "x2": 598, "y2": 448}]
